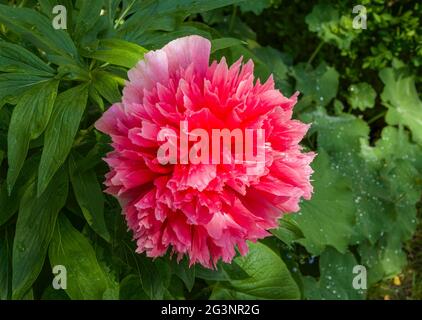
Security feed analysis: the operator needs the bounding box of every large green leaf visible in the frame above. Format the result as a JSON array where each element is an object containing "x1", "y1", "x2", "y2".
[
  {"x1": 69, "y1": 152, "x2": 110, "y2": 242},
  {"x1": 293, "y1": 62, "x2": 339, "y2": 108},
  {"x1": 360, "y1": 126, "x2": 422, "y2": 241},
  {"x1": 49, "y1": 215, "x2": 118, "y2": 300},
  {"x1": 303, "y1": 109, "x2": 393, "y2": 244},
  {"x1": 7, "y1": 80, "x2": 59, "y2": 193},
  {"x1": 302, "y1": 110, "x2": 422, "y2": 287},
  {"x1": 292, "y1": 151, "x2": 356, "y2": 255},
  {"x1": 361, "y1": 126, "x2": 422, "y2": 173},
  {"x1": 38, "y1": 84, "x2": 88, "y2": 196},
  {"x1": 0, "y1": 41, "x2": 55, "y2": 75},
  {"x1": 303, "y1": 247, "x2": 365, "y2": 300},
  {"x1": 86, "y1": 38, "x2": 148, "y2": 68},
  {"x1": 211, "y1": 242, "x2": 300, "y2": 299},
  {"x1": 0, "y1": 4, "x2": 77, "y2": 58},
  {"x1": 380, "y1": 67, "x2": 422, "y2": 146},
  {"x1": 0, "y1": 74, "x2": 54, "y2": 106},
  {"x1": 12, "y1": 167, "x2": 68, "y2": 300}
]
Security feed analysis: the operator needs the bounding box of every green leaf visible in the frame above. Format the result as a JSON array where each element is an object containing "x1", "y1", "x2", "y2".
[
  {"x1": 135, "y1": 23, "x2": 212, "y2": 50},
  {"x1": 0, "y1": 155, "x2": 39, "y2": 226},
  {"x1": 87, "y1": 38, "x2": 148, "y2": 68},
  {"x1": 0, "y1": 40, "x2": 55, "y2": 75},
  {"x1": 12, "y1": 167, "x2": 68, "y2": 300},
  {"x1": 195, "y1": 265, "x2": 230, "y2": 282},
  {"x1": 303, "y1": 110, "x2": 392, "y2": 244},
  {"x1": 89, "y1": 84, "x2": 104, "y2": 110},
  {"x1": 7, "y1": 80, "x2": 59, "y2": 193},
  {"x1": 54, "y1": 56, "x2": 90, "y2": 81},
  {"x1": 69, "y1": 152, "x2": 110, "y2": 242},
  {"x1": 146, "y1": 0, "x2": 247, "y2": 14},
  {"x1": 171, "y1": 258, "x2": 195, "y2": 292},
  {"x1": 293, "y1": 62, "x2": 339, "y2": 108},
  {"x1": 92, "y1": 70, "x2": 122, "y2": 104},
  {"x1": 38, "y1": 0, "x2": 74, "y2": 19},
  {"x1": 306, "y1": 4, "x2": 339, "y2": 33},
  {"x1": 211, "y1": 37, "x2": 245, "y2": 53},
  {"x1": 211, "y1": 242, "x2": 300, "y2": 299},
  {"x1": 38, "y1": 84, "x2": 88, "y2": 196},
  {"x1": 303, "y1": 247, "x2": 365, "y2": 300},
  {"x1": 41, "y1": 285, "x2": 70, "y2": 300},
  {"x1": 0, "y1": 74, "x2": 54, "y2": 106},
  {"x1": 119, "y1": 0, "x2": 245, "y2": 41},
  {"x1": 347, "y1": 82, "x2": 376, "y2": 111},
  {"x1": 359, "y1": 233, "x2": 407, "y2": 285},
  {"x1": 292, "y1": 151, "x2": 356, "y2": 255},
  {"x1": 271, "y1": 216, "x2": 303, "y2": 247},
  {"x1": 165, "y1": 277, "x2": 187, "y2": 299},
  {"x1": 0, "y1": 4, "x2": 78, "y2": 58},
  {"x1": 253, "y1": 46, "x2": 292, "y2": 93},
  {"x1": 119, "y1": 275, "x2": 149, "y2": 300},
  {"x1": 304, "y1": 108, "x2": 370, "y2": 155},
  {"x1": 380, "y1": 67, "x2": 422, "y2": 146},
  {"x1": 49, "y1": 215, "x2": 116, "y2": 300},
  {"x1": 228, "y1": 44, "x2": 291, "y2": 95},
  {"x1": 361, "y1": 126, "x2": 422, "y2": 172},
  {"x1": 305, "y1": 4, "x2": 356, "y2": 50},
  {"x1": 309, "y1": 109, "x2": 421, "y2": 245},
  {"x1": 74, "y1": 0, "x2": 104, "y2": 39},
  {"x1": 239, "y1": 0, "x2": 272, "y2": 15},
  {"x1": 22, "y1": 288, "x2": 34, "y2": 300},
  {"x1": 0, "y1": 229, "x2": 13, "y2": 300},
  {"x1": 135, "y1": 256, "x2": 171, "y2": 299},
  {"x1": 124, "y1": 0, "x2": 246, "y2": 28},
  {"x1": 360, "y1": 126, "x2": 422, "y2": 241}
]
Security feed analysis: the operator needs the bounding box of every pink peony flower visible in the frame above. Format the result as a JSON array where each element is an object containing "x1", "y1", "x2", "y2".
[{"x1": 95, "y1": 35, "x2": 315, "y2": 268}]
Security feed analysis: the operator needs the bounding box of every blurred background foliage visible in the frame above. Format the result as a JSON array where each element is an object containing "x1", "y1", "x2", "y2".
[{"x1": 0, "y1": 0, "x2": 421, "y2": 300}]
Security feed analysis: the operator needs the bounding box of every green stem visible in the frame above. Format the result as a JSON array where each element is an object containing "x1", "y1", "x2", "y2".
[
  {"x1": 114, "y1": 0, "x2": 136, "y2": 29},
  {"x1": 18, "y1": 0, "x2": 27, "y2": 8},
  {"x1": 306, "y1": 41, "x2": 324, "y2": 69},
  {"x1": 367, "y1": 111, "x2": 386, "y2": 124}
]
